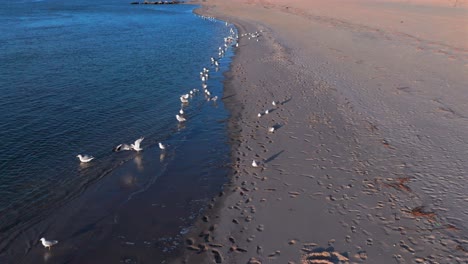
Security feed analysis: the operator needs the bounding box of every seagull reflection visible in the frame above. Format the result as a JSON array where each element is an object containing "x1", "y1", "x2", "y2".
[
  {"x1": 160, "y1": 153, "x2": 166, "y2": 162},
  {"x1": 134, "y1": 155, "x2": 143, "y2": 171},
  {"x1": 120, "y1": 173, "x2": 137, "y2": 188},
  {"x1": 177, "y1": 122, "x2": 186, "y2": 131},
  {"x1": 43, "y1": 251, "x2": 52, "y2": 262},
  {"x1": 79, "y1": 162, "x2": 92, "y2": 170}
]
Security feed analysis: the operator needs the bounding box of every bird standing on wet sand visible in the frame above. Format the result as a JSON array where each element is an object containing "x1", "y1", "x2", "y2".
[
  {"x1": 252, "y1": 160, "x2": 259, "y2": 167},
  {"x1": 268, "y1": 126, "x2": 275, "y2": 133},
  {"x1": 76, "y1": 154, "x2": 94, "y2": 163},
  {"x1": 40, "y1": 238, "x2": 58, "y2": 250}
]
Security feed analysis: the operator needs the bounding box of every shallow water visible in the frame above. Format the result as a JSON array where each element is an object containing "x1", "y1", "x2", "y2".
[{"x1": 0, "y1": 0, "x2": 236, "y2": 262}]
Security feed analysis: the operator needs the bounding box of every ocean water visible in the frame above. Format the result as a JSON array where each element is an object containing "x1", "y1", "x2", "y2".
[{"x1": 0, "y1": 0, "x2": 235, "y2": 262}]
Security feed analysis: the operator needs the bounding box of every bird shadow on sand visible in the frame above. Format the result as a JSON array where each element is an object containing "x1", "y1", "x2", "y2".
[
  {"x1": 264, "y1": 150, "x2": 284, "y2": 163},
  {"x1": 272, "y1": 123, "x2": 283, "y2": 130},
  {"x1": 222, "y1": 93, "x2": 236, "y2": 100},
  {"x1": 280, "y1": 97, "x2": 292, "y2": 105}
]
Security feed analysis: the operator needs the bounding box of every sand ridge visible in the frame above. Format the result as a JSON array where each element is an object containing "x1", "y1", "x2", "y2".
[{"x1": 177, "y1": 0, "x2": 468, "y2": 263}]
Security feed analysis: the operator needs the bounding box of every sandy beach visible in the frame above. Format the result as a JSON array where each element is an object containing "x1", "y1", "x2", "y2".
[{"x1": 178, "y1": 0, "x2": 468, "y2": 263}]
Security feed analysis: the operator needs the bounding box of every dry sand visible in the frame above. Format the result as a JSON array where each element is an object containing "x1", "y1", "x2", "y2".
[{"x1": 178, "y1": 0, "x2": 468, "y2": 263}]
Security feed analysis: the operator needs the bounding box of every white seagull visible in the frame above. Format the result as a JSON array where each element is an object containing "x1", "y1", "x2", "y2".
[
  {"x1": 159, "y1": 142, "x2": 166, "y2": 150},
  {"x1": 257, "y1": 113, "x2": 262, "y2": 117},
  {"x1": 40, "y1": 238, "x2": 58, "y2": 250},
  {"x1": 252, "y1": 160, "x2": 259, "y2": 168},
  {"x1": 265, "y1": 109, "x2": 269, "y2": 114},
  {"x1": 76, "y1": 154, "x2": 94, "y2": 163},
  {"x1": 180, "y1": 94, "x2": 189, "y2": 103},
  {"x1": 179, "y1": 109, "x2": 184, "y2": 115},
  {"x1": 176, "y1": 114, "x2": 186, "y2": 122},
  {"x1": 272, "y1": 101, "x2": 276, "y2": 106},
  {"x1": 131, "y1": 137, "x2": 144, "y2": 152},
  {"x1": 113, "y1": 143, "x2": 131, "y2": 152},
  {"x1": 268, "y1": 127, "x2": 275, "y2": 133}
]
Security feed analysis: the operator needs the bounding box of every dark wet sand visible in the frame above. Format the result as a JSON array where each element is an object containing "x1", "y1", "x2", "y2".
[{"x1": 178, "y1": 0, "x2": 468, "y2": 263}]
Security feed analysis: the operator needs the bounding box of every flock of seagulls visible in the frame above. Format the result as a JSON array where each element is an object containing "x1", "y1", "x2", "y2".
[
  {"x1": 42, "y1": 18, "x2": 240, "y2": 252},
  {"x1": 240, "y1": 30, "x2": 263, "y2": 42},
  {"x1": 253, "y1": 100, "x2": 281, "y2": 168}
]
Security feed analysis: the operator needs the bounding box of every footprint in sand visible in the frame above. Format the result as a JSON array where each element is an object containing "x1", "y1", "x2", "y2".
[
  {"x1": 212, "y1": 249, "x2": 224, "y2": 263},
  {"x1": 247, "y1": 235, "x2": 256, "y2": 242},
  {"x1": 257, "y1": 224, "x2": 265, "y2": 232}
]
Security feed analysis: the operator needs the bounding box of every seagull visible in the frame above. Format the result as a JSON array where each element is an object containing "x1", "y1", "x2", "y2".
[
  {"x1": 176, "y1": 114, "x2": 186, "y2": 122},
  {"x1": 131, "y1": 137, "x2": 144, "y2": 152},
  {"x1": 40, "y1": 238, "x2": 58, "y2": 250},
  {"x1": 257, "y1": 113, "x2": 262, "y2": 117},
  {"x1": 159, "y1": 142, "x2": 166, "y2": 150},
  {"x1": 265, "y1": 109, "x2": 269, "y2": 114},
  {"x1": 180, "y1": 96, "x2": 189, "y2": 103},
  {"x1": 268, "y1": 127, "x2": 275, "y2": 133},
  {"x1": 272, "y1": 101, "x2": 276, "y2": 106},
  {"x1": 76, "y1": 154, "x2": 94, "y2": 163},
  {"x1": 113, "y1": 143, "x2": 132, "y2": 152},
  {"x1": 202, "y1": 84, "x2": 208, "y2": 89},
  {"x1": 252, "y1": 160, "x2": 259, "y2": 167},
  {"x1": 211, "y1": 96, "x2": 218, "y2": 101},
  {"x1": 179, "y1": 109, "x2": 184, "y2": 115}
]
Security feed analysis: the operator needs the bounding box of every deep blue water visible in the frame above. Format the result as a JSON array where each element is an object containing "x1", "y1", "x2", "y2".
[{"x1": 0, "y1": 0, "x2": 236, "y2": 261}]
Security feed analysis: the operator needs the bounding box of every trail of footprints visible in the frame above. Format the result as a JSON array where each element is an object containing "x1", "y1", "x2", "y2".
[{"x1": 182, "y1": 24, "x2": 468, "y2": 264}]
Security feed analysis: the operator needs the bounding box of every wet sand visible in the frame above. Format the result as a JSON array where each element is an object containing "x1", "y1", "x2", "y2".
[{"x1": 180, "y1": 0, "x2": 468, "y2": 263}]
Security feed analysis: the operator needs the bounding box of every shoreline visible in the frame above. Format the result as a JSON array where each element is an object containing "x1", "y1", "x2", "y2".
[{"x1": 181, "y1": 0, "x2": 468, "y2": 263}]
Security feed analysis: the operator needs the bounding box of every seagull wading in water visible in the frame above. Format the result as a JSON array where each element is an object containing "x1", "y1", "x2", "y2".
[
  {"x1": 40, "y1": 238, "x2": 58, "y2": 250},
  {"x1": 131, "y1": 137, "x2": 144, "y2": 152},
  {"x1": 176, "y1": 114, "x2": 186, "y2": 122},
  {"x1": 76, "y1": 154, "x2": 94, "y2": 163},
  {"x1": 159, "y1": 142, "x2": 166, "y2": 150},
  {"x1": 113, "y1": 143, "x2": 131, "y2": 152}
]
